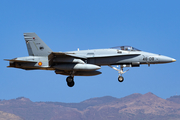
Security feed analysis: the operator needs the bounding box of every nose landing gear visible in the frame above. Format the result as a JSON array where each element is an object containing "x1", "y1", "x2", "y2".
[
  {"x1": 108, "y1": 65, "x2": 129, "y2": 82},
  {"x1": 118, "y1": 76, "x2": 124, "y2": 82}
]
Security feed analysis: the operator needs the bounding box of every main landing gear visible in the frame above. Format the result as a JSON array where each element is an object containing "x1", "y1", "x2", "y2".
[
  {"x1": 66, "y1": 76, "x2": 75, "y2": 87},
  {"x1": 108, "y1": 65, "x2": 129, "y2": 83}
]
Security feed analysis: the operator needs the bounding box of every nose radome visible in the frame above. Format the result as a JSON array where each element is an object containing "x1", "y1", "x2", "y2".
[
  {"x1": 159, "y1": 55, "x2": 176, "y2": 63},
  {"x1": 172, "y1": 59, "x2": 176, "y2": 62}
]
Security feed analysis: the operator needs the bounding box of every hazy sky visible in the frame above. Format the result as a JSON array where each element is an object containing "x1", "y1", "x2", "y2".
[{"x1": 1, "y1": 0, "x2": 179, "y2": 103}]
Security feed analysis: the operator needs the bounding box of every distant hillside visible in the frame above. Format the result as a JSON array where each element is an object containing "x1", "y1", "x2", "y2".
[
  {"x1": 0, "y1": 111, "x2": 23, "y2": 120},
  {"x1": 46, "y1": 96, "x2": 119, "y2": 111},
  {"x1": 0, "y1": 93, "x2": 180, "y2": 120},
  {"x1": 167, "y1": 95, "x2": 180, "y2": 104}
]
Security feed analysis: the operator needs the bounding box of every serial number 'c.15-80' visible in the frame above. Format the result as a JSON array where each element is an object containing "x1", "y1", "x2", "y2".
[{"x1": 5, "y1": 33, "x2": 176, "y2": 87}]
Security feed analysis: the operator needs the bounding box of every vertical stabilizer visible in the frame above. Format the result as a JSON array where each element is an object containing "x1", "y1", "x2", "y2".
[{"x1": 24, "y1": 33, "x2": 52, "y2": 56}]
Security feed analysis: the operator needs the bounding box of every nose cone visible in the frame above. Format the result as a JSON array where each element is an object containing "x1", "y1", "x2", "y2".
[
  {"x1": 172, "y1": 59, "x2": 176, "y2": 62},
  {"x1": 158, "y1": 55, "x2": 176, "y2": 63}
]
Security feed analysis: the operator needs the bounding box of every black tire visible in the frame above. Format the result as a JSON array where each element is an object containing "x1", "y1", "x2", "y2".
[
  {"x1": 67, "y1": 81, "x2": 75, "y2": 87},
  {"x1": 118, "y1": 76, "x2": 124, "y2": 82},
  {"x1": 66, "y1": 76, "x2": 73, "y2": 83}
]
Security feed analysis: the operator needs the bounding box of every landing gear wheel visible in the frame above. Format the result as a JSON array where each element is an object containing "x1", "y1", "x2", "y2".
[
  {"x1": 66, "y1": 76, "x2": 75, "y2": 87},
  {"x1": 66, "y1": 76, "x2": 73, "y2": 83},
  {"x1": 118, "y1": 76, "x2": 124, "y2": 82},
  {"x1": 67, "y1": 81, "x2": 75, "y2": 87}
]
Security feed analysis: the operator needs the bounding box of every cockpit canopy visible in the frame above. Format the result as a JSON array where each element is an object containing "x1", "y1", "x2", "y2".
[{"x1": 111, "y1": 46, "x2": 141, "y2": 51}]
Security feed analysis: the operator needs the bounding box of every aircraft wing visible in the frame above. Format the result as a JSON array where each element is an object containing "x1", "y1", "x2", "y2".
[
  {"x1": 48, "y1": 52, "x2": 87, "y2": 66},
  {"x1": 48, "y1": 52, "x2": 86, "y2": 59},
  {"x1": 48, "y1": 52, "x2": 140, "y2": 59},
  {"x1": 48, "y1": 52, "x2": 140, "y2": 66}
]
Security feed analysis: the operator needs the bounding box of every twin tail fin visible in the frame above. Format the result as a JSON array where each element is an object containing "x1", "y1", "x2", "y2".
[{"x1": 24, "y1": 33, "x2": 52, "y2": 56}]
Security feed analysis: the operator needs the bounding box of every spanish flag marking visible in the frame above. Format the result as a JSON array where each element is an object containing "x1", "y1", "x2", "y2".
[{"x1": 38, "y1": 62, "x2": 42, "y2": 66}]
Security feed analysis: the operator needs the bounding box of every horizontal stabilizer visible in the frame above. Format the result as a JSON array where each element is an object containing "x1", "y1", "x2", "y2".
[{"x1": 4, "y1": 59, "x2": 37, "y2": 63}]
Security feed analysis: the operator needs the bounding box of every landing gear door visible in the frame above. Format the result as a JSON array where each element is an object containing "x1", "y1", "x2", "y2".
[{"x1": 87, "y1": 53, "x2": 95, "y2": 64}]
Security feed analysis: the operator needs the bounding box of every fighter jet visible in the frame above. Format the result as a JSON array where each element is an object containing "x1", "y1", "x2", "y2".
[{"x1": 5, "y1": 33, "x2": 176, "y2": 87}]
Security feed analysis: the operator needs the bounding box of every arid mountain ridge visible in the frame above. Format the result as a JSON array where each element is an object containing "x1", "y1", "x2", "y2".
[{"x1": 0, "y1": 92, "x2": 180, "y2": 120}]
